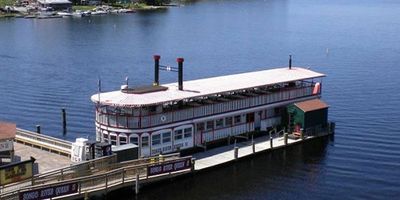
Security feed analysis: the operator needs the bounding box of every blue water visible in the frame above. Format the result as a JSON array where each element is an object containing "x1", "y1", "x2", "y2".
[{"x1": 1, "y1": 0, "x2": 400, "y2": 199}]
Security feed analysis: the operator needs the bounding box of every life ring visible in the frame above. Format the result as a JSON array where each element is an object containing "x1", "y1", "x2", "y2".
[{"x1": 161, "y1": 115, "x2": 167, "y2": 122}]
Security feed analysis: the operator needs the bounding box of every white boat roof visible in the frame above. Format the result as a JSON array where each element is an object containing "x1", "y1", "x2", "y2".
[{"x1": 91, "y1": 67, "x2": 325, "y2": 107}]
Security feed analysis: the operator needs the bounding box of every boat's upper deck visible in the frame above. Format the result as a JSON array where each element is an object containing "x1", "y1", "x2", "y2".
[{"x1": 91, "y1": 67, "x2": 325, "y2": 107}]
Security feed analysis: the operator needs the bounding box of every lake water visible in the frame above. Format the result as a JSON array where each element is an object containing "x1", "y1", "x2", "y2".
[{"x1": 1, "y1": 0, "x2": 400, "y2": 199}]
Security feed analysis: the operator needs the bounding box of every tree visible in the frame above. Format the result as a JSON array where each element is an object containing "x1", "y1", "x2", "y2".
[{"x1": 139, "y1": 0, "x2": 170, "y2": 6}]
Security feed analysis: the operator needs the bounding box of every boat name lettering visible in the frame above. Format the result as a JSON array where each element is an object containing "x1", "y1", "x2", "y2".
[
  {"x1": 147, "y1": 158, "x2": 192, "y2": 176},
  {"x1": 19, "y1": 183, "x2": 78, "y2": 200}
]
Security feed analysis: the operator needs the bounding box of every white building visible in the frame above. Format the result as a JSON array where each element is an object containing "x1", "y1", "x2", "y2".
[{"x1": 37, "y1": 0, "x2": 72, "y2": 11}]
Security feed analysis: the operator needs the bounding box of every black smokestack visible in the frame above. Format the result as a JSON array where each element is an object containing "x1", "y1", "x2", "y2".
[
  {"x1": 289, "y1": 55, "x2": 292, "y2": 70},
  {"x1": 177, "y1": 58, "x2": 184, "y2": 90},
  {"x1": 154, "y1": 55, "x2": 160, "y2": 86}
]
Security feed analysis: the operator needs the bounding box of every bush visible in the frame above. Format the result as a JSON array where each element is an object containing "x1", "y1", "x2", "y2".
[{"x1": 139, "y1": 0, "x2": 170, "y2": 6}]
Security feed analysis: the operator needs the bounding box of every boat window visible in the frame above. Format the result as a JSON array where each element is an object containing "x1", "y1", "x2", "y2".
[
  {"x1": 274, "y1": 107, "x2": 281, "y2": 116},
  {"x1": 234, "y1": 115, "x2": 241, "y2": 124},
  {"x1": 162, "y1": 132, "x2": 171, "y2": 143},
  {"x1": 109, "y1": 115, "x2": 116, "y2": 127},
  {"x1": 152, "y1": 134, "x2": 161, "y2": 146},
  {"x1": 216, "y1": 119, "x2": 224, "y2": 129},
  {"x1": 196, "y1": 123, "x2": 205, "y2": 132},
  {"x1": 119, "y1": 135, "x2": 127, "y2": 145},
  {"x1": 117, "y1": 116, "x2": 126, "y2": 127},
  {"x1": 184, "y1": 128, "x2": 192, "y2": 138},
  {"x1": 142, "y1": 136, "x2": 149, "y2": 147},
  {"x1": 99, "y1": 113, "x2": 108, "y2": 125},
  {"x1": 174, "y1": 129, "x2": 183, "y2": 140},
  {"x1": 206, "y1": 120, "x2": 214, "y2": 130},
  {"x1": 246, "y1": 113, "x2": 255, "y2": 123},
  {"x1": 129, "y1": 136, "x2": 138, "y2": 145},
  {"x1": 225, "y1": 117, "x2": 233, "y2": 126},
  {"x1": 103, "y1": 133, "x2": 109, "y2": 143},
  {"x1": 110, "y1": 134, "x2": 117, "y2": 145}
]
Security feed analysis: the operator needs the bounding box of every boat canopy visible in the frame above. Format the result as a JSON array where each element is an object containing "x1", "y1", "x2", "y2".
[{"x1": 91, "y1": 67, "x2": 325, "y2": 107}]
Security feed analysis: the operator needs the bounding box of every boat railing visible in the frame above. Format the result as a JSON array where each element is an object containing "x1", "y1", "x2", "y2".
[
  {"x1": 15, "y1": 128, "x2": 72, "y2": 157},
  {"x1": 94, "y1": 85, "x2": 317, "y2": 129},
  {"x1": 139, "y1": 86, "x2": 316, "y2": 128}
]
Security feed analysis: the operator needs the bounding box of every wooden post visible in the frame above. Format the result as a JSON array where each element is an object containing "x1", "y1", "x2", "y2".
[
  {"x1": 191, "y1": 158, "x2": 196, "y2": 172},
  {"x1": 62, "y1": 108, "x2": 67, "y2": 135},
  {"x1": 135, "y1": 173, "x2": 140, "y2": 194},
  {"x1": 36, "y1": 125, "x2": 41, "y2": 134},
  {"x1": 105, "y1": 174, "x2": 108, "y2": 190},
  {"x1": 84, "y1": 192, "x2": 89, "y2": 200},
  {"x1": 60, "y1": 168, "x2": 64, "y2": 181},
  {"x1": 251, "y1": 135, "x2": 255, "y2": 153},
  {"x1": 270, "y1": 137, "x2": 273, "y2": 149},
  {"x1": 122, "y1": 169, "x2": 125, "y2": 183},
  {"x1": 234, "y1": 146, "x2": 239, "y2": 160},
  {"x1": 284, "y1": 133, "x2": 288, "y2": 145}
]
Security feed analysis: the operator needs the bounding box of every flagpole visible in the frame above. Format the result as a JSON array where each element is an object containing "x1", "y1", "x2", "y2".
[{"x1": 98, "y1": 78, "x2": 101, "y2": 105}]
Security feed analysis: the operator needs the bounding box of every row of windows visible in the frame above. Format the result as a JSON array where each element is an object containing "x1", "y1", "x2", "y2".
[
  {"x1": 151, "y1": 127, "x2": 192, "y2": 146},
  {"x1": 101, "y1": 127, "x2": 193, "y2": 147},
  {"x1": 197, "y1": 115, "x2": 243, "y2": 132},
  {"x1": 196, "y1": 108, "x2": 284, "y2": 132},
  {"x1": 102, "y1": 133, "x2": 149, "y2": 147}
]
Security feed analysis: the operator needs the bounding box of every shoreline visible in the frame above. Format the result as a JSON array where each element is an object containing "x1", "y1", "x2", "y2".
[{"x1": 0, "y1": 3, "x2": 172, "y2": 19}]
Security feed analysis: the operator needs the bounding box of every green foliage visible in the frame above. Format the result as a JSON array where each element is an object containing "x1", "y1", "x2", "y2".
[
  {"x1": 72, "y1": 5, "x2": 96, "y2": 11},
  {"x1": 0, "y1": 0, "x2": 15, "y2": 8},
  {"x1": 139, "y1": 0, "x2": 171, "y2": 6}
]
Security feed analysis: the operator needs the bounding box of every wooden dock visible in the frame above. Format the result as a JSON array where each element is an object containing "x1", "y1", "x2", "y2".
[
  {"x1": 0, "y1": 125, "x2": 334, "y2": 200},
  {"x1": 193, "y1": 131, "x2": 332, "y2": 171},
  {"x1": 12, "y1": 142, "x2": 71, "y2": 173}
]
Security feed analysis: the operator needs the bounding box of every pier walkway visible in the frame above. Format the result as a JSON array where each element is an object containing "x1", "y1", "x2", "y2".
[
  {"x1": 0, "y1": 125, "x2": 333, "y2": 200},
  {"x1": 193, "y1": 130, "x2": 332, "y2": 171},
  {"x1": 13, "y1": 142, "x2": 71, "y2": 173}
]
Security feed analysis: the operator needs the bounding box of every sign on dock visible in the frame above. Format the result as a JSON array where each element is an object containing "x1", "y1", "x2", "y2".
[
  {"x1": 147, "y1": 157, "x2": 191, "y2": 177},
  {"x1": 0, "y1": 157, "x2": 35, "y2": 186},
  {"x1": 19, "y1": 182, "x2": 78, "y2": 200}
]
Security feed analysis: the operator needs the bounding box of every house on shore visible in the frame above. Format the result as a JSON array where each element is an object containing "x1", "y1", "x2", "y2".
[{"x1": 37, "y1": 0, "x2": 72, "y2": 11}]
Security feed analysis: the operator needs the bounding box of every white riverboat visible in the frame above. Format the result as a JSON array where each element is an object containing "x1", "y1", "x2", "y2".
[{"x1": 91, "y1": 56, "x2": 326, "y2": 157}]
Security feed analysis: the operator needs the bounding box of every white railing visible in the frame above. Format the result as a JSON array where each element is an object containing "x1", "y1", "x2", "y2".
[
  {"x1": 96, "y1": 86, "x2": 315, "y2": 129},
  {"x1": 15, "y1": 128, "x2": 72, "y2": 157},
  {"x1": 0, "y1": 155, "x2": 192, "y2": 200}
]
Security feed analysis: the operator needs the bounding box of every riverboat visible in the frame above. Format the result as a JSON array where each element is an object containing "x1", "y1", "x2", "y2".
[{"x1": 91, "y1": 56, "x2": 327, "y2": 157}]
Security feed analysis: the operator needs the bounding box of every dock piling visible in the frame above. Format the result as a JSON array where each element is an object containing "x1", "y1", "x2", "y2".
[
  {"x1": 251, "y1": 135, "x2": 255, "y2": 153},
  {"x1": 36, "y1": 125, "x2": 41, "y2": 134},
  {"x1": 234, "y1": 146, "x2": 239, "y2": 160},
  {"x1": 284, "y1": 133, "x2": 288, "y2": 145},
  {"x1": 135, "y1": 174, "x2": 140, "y2": 195},
  {"x1": 191, "y1": 158, "x2": 196, "y2": 172},
  {"x1": 270, "y1": 137, "x2": 273, "y2": 149},
  {"x1": 62, "y1": 108, "x2": 67, "y2": 135}
]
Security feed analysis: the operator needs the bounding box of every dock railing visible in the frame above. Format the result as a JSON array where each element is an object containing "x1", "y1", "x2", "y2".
[
  {"x1": 15, "y1": 128, "x2": 72, "y2": 157},
  {"x1": 0, "y1": 155, "x2": 192, "y2": 200},
  {"x1": 0, "y1": 153, "x2": 182, "y2": 194}
]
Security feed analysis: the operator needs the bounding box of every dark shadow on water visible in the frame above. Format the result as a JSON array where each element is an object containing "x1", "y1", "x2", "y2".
[{"x1": 95, "y1": 137, "x2": 331, "y2": 200}]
